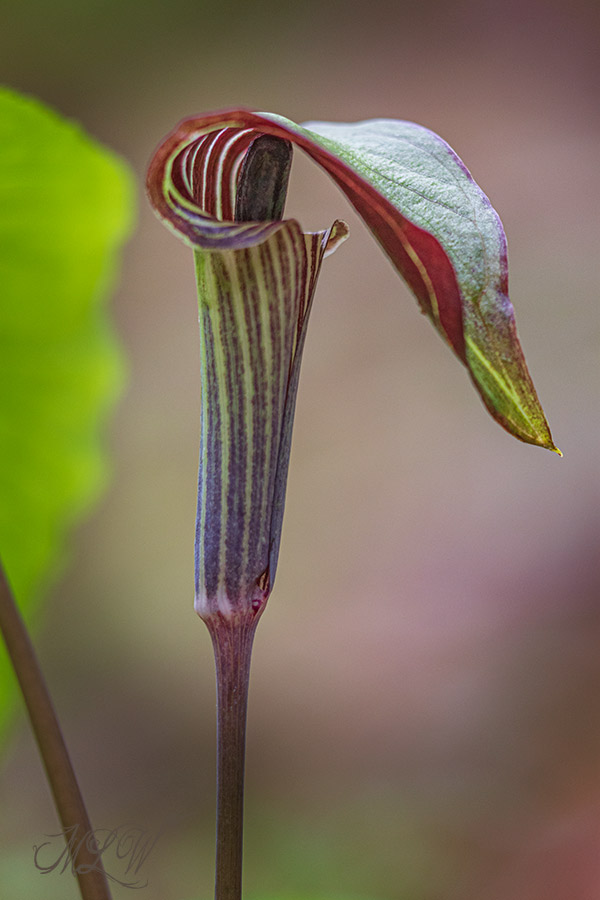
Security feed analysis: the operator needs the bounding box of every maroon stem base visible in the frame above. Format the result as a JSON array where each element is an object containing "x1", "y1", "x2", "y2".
[{"x1": 204, "y1": 609, "x2": 261, "y2": 900}]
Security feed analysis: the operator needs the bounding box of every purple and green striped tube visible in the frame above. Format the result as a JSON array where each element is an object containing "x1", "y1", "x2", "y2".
[
  {"x1": 148, "y1": 118, "x2": 347, "y2": 618},
  {"x1": 193, "y1": 220, "x2": 346, "y2": 618}
]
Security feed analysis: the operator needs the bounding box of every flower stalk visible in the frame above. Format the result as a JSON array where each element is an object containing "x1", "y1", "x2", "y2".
[{"x1": 206, "y1": 609, "x2": 260, "y2": 900}]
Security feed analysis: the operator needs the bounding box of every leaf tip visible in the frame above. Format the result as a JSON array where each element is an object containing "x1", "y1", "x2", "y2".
[{"x1": 532, "y1": 430, "x2": 561, "y2": 456}]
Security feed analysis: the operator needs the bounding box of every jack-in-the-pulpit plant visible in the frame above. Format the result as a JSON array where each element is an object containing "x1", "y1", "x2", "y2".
[{"x1": 146, "y1": 108, "x2": 558, "y2": 900}]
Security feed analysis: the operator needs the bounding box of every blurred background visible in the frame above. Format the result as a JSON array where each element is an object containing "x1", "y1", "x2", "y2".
[{"x1": 1, "y1": 0, "x2": 599, "y2": 898}]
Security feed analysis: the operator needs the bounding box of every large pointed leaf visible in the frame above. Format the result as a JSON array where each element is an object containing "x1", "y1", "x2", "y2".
[
  {"x1": 0, "y1": 88, "x2": 134, "y2": 740},
  {"x1": 148, "y1": 108, "x2": 558, "y2": 452}
]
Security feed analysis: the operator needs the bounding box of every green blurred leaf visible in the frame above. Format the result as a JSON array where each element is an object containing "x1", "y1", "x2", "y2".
[{"x1": 0, "y1": 87, "x2": 134, "y2": 740}]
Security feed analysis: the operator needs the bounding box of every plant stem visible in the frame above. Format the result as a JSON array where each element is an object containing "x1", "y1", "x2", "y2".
[
  {"x1": 204, "y1": 611, "x2": 260, "y2": 900},
  {"x1": 0, "y1": 558, "x2": 112, "y2": 900}
]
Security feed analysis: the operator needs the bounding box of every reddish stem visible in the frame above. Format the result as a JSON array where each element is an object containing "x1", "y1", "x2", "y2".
[{"x1": 204, "y1": 610, "x2": 261, "y2": 900}]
